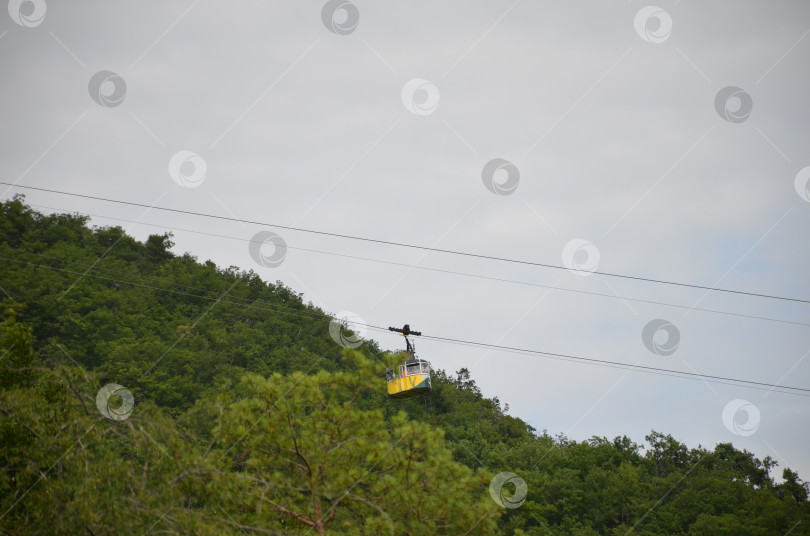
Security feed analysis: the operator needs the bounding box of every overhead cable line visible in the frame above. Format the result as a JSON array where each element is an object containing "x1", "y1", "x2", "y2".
[
  {"x1": 23, "y1": 203, "x2": 810, "y2": 329},
  {"x1": 0, "y1": 254, "x2": 329, "y2": 326},
  {"x1": 1, "y1": 252, "x2": 807, "y2": 397},
  {"x1": 415, "y1": 333, "x2": 810, "y2": 395},
  {"x1": 4, "y1": 181, "x2": 808, "y2": 305}
]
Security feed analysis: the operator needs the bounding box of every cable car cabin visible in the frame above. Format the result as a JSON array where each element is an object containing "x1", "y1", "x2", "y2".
[
  {"x1": 386, "y1": 324, "x2": 431, "y2": 399},
  {"x1": 386, "y1": 358, "x2": 431, "y2": 399}
]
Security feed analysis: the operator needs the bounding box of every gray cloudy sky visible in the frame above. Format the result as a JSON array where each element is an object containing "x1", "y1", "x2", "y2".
[{"x1": 2, "y1": 1, "x2": 810, "y2": 480}]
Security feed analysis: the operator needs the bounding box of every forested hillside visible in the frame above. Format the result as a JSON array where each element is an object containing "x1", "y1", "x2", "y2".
[{"x1": 1, "y1": 196, "x2": 808, "y2": 535}]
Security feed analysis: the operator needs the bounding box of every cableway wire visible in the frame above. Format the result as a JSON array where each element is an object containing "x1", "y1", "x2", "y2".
[
  {"x1": 417, "y1": 333, "x2": 810, "y2": 395},
  {"x1": 3, "y1": 181, "x2": 808, "y2": 306},
  {"x1": 22, "y1": 203, "x2": 810, "y2": 329},
  {"x1": 1, "y1": 251, "x2": 808, "y2": 397}
]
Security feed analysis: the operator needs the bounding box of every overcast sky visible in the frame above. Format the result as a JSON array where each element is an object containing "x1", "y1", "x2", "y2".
[{"x1": 2, "y1": 1, "x2": 809, "y2": 481}]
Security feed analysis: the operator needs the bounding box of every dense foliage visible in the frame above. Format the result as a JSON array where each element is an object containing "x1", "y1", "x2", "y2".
[{"x1": 1, "y1": 196, "x2": 808, "y2": 534}]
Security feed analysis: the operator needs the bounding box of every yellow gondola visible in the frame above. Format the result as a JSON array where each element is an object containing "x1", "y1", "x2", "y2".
[{"x1": 386, "y1": 324, "x2": 432, "y2": 399}]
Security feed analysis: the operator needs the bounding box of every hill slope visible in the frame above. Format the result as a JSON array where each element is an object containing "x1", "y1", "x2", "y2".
[{"x1": 1, "y1": 196, "x2": 808, "y2": 535}]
